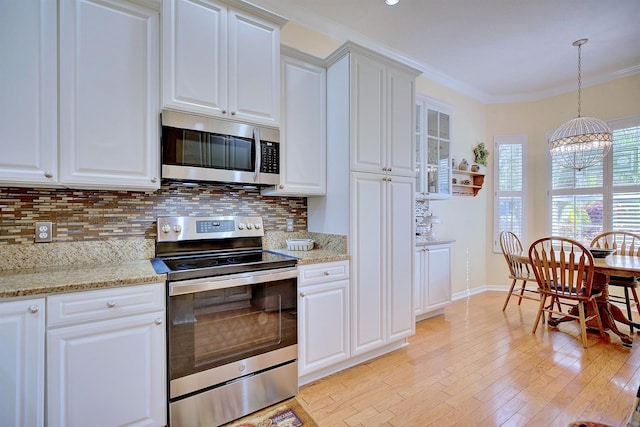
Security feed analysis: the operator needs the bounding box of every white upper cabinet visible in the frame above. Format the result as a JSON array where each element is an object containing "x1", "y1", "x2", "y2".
[
  {"x1": 59, "y1": 0, "x2": 160, "y2": 191},
  {"x1": 261, "y1": 47, "x2": 326, "y2": 196},
  {"x1": 415, "y1": 95, "x2": 453, "y2": 199},
  {"x1": 0, "y1": 0, "x2": 57, "y2": 186},
  {"x1": 163, "y1": 0, "x2": 285, "y2": 127},
  {"x1": 350, "y1": 50, "x2": 416, "y2": 177}
]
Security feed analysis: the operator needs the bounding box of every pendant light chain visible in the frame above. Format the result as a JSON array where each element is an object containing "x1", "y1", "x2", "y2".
[
  {"x1": 577, "y1": 42, "x2": 582, "y2": 118},
  {"x1": 548, "y1": 37, "x2": 613, "y2": 171}
]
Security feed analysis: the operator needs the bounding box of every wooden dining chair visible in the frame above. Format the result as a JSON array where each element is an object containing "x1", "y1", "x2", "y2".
[
  {"x1": 590, "y1": 231, "x2": 640, "y2": 332},
  {"x1": 499, "y1": 231, "x2": 539, "y2": 311},
  {"x1": 529, "y1": 236, "x2": 606, "y2": 348}
]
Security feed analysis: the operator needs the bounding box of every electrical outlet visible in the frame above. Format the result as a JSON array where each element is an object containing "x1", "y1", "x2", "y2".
[
  {"x1": 286, "y1": 218, "x2": 294, "y2": 232},
  {"x1": 35, "y1": 221, "x2": 53, "y2": 243}
]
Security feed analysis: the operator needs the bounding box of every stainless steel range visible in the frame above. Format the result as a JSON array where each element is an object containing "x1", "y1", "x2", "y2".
[{"x1": 152, "y1": 216, "x2": 299, "y2": 427}]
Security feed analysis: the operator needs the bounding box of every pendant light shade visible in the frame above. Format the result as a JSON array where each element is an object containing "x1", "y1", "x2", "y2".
[{"x1": 549, "y1": 39, "x2": 612, "y2": 171}]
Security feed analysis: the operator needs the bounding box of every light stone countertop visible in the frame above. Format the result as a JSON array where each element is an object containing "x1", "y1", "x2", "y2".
[
  {"x1": 269, "y1": 248, "x2": 349, "y2": 265},
  {"x1": 0, "y1": 234, "x2": 348, "y2": 299},
  {"x1": 0, "y1": 260, "x2": 165, "y2": 299},
  {"x1": 416, "y1": 238, "x2": 456, "y2": 246}
]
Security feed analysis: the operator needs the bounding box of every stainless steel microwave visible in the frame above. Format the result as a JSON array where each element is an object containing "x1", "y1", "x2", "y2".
[{"x1": 161, "y1": 110, "x2": 280, "y2": 186}]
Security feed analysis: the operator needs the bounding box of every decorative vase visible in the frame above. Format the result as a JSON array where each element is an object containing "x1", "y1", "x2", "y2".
[
  {"x1": 458, "y1": 159, "x2": 469, "y2": 171},
  {"x1": 471, "y1": 164, "x2": 480, "y2": 172}
]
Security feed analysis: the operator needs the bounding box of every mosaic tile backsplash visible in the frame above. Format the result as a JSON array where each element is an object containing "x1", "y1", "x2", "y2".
[{"x1": 0, "y1": 182, "x2": 307, "y2": 246}]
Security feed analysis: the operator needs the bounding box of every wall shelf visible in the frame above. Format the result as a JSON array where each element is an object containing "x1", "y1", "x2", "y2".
[{"x1": 451, "y1": 170, "x2": 484, "y2": 196}]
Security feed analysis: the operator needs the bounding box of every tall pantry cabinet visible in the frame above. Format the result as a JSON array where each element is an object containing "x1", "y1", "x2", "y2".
[{"x1": 308, "y1": 42, "x2": 420, "y2": 358}]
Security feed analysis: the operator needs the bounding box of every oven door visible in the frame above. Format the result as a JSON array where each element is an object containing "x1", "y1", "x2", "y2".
[{"x1": 167, "y1": 267, "x2": 298, "y2": 399}]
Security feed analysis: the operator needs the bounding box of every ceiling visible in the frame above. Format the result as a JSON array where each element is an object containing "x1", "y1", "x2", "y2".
[{"x1": 248, "y1": 0, "x2": 640, "y2": 104}]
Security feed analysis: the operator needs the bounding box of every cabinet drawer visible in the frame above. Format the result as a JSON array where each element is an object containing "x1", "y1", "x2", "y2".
[
  {"x1": 298, "y1": 260, "x2": 349, "y2": 286},
  {"x1": 47, "y1": 282, "x2": 165, "y2": 328}
]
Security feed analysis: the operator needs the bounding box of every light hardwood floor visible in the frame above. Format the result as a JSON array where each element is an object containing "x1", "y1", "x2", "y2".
[{"x1": 298, "y1": 291, "x2": 640, "y2": 426}]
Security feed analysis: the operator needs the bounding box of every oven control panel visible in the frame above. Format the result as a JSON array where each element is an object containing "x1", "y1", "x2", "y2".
[{"x1": 157, "y1": 216, "x2": 264, "y2": 242}]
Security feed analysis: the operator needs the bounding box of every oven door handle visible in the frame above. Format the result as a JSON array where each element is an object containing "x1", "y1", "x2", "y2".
[{"x1": 168, "y1": 267, "x2": 298, "y2": 296}]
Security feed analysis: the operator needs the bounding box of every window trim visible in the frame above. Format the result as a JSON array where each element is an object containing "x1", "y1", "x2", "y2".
[{"x1": 493, "y1": 134, "x2": 527, "y2": 253}]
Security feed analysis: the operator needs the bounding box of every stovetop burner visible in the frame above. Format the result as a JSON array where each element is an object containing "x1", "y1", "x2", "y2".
[{"x1": 152, "y1": 216, "x2": 298, "y2": 282}]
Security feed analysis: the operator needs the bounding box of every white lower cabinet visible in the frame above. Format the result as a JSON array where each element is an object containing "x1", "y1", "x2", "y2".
[
  {"x1": 415, "y1": 243, "x2": 452, "y2": 320},
  {"x1": 0, "y1": 298, "x2": 46, "y2": 427},
  {"x1": 298, "y1": 260, "x2": 350, "y2": 377},
  {"x1": 46, "y1": 282, "x2": 166, "y2": 427}
]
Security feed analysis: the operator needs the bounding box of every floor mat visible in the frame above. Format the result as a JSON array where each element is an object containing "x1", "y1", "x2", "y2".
[{"x1": 222, "y1": 398, "x2": 317, "y2": 427}]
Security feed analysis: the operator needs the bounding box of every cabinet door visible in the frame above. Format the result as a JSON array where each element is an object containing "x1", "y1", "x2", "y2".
[
  {"x1": 387, "y1": 67, "x2": 416, "y2": 177},
  {"x1": 350, "y1": 53, "x2": 386, "y2": 174},
  {"x1": 47, "y1": 311, "x2": 166, "y2": 427},
  {"x1": 427, "y1": 245, "x2": 452, "y2": 309},
  {"x1": 162, "y1": 0, "x2": 227, "y2": 116},
  {"x1": 298, "y1": 279, "x2": 350, "y2": 376},
  {"x1": 0, "y1": 0, "x2": 57, "y2": 187},
  {"x1": 0, "y1": 298, "x2": 45, "y2": 427},
  {"x1": 228, "y1": 9, "x2": 280, "y2": 126},
  {"x1": 59, "y1": 0, "x2": 160, "y2": 191},
  {"x1": 386, "y1": 175, "x2": 415, "y2": 340},
  {"x1": 414, "y1": 248, "x2": 426, "y2": 316},
  {"x1": 350, "y1": 172, "x2": 386, "y2": 355},
  {"x1": 263, "y1": 54, "x2": 326, "y2": 196}
]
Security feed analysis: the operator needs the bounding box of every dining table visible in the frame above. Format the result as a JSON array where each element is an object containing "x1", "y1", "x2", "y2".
[{"x1": 513, "y1": 252, "x2": 640, "y2": 347}]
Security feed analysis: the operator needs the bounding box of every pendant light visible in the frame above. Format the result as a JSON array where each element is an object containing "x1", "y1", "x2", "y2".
[{"x1": 548, "y1": 39, "x2": 612, "y2": 171}]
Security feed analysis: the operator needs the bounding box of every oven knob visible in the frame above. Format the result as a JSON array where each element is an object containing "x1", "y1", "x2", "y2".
[
  {"x1": 173, "y1": 225, "x2": 182, "y2": 233},
  {"x1": 238, "y1": 223, "x2": 246, "y2": 230},
  {"x1": 246, "y1": 223, "x2": 253, "y2": 230},
  {"x1": 239, "y1": 364, "x2": 246, "y2": 373},
  {"x1": 254, "y1": 223, "x2": 261, "y2": 229},
  {"x1": 161, "y1": 224, "x2": 171, "y2": 233}
]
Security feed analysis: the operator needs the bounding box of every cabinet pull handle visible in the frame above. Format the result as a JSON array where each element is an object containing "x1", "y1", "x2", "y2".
[
  {"x1": 29, "y1": 305, "x2": 39, "y2": 314},
  {"x1": 155, "y1": 318, "x2": 163, "y2": 325},
  {"x1": 299, "y1": 292, "x2": 306, "y2": 298},
  {"x1": 44, "y1": 171, "x2": 53, "y2": 178},
  {"x1": 106, "y1": 301, "x2": 116, "y2": 308}
]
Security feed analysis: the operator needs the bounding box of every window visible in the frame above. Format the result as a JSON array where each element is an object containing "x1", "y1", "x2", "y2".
[
  {"x1": 549, "y1": 116, "x2": 640, "y2": 244},
  {"x1": 493, "y1": 135, "x2": 527, "y2": 252}
]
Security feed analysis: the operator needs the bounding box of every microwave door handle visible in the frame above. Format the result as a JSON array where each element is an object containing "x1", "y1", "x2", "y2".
[{"x1": 253, "y1": 127, "x2": 261, "y2": 182}]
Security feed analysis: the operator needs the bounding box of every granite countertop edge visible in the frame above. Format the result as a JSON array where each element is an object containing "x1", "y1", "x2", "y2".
[
  {"x1": 268, "y1": 248, "x2": 350, "y2": 265},
  {"x1": 0, "y1": 249, "x2": 349, "y2": 299},
  {"x1": 0, "y1": 260, "x2": 165, "y2": 299},
  {"x1": 416, "y1": 238, "x2": 456, "y2": 246}
]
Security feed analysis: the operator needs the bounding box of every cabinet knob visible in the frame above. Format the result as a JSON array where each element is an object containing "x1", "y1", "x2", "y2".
[
  {"x1": 222, "y1": 109, "x2": 227, "y2": 114},
  {"x1": 106, "y1": 301, "x2": 116, "y2": 308},
  {"x1": 151, "y1": 177, "x2": 158, "y2": 183},
  {"x1": 388, "y1": 167, "x2": 392, "y2": 172},
  {"x1": 299, "y1": 292, "x2": 306, "y2": 298},
  {"x1": 155, "y1": 318, "x2": 163, "y2": 325},
  {"x1": 323, "y1": 271, "x2": 330, "y2": 276},
  {"x1": 279, "y1": 184, "x2": 284, "y2": 189},
  {"x1": 231, "y1": 111, "x2": 236, "y2": 116},
  {"x1": 29, "y1": 305, "x2": 39, "y2": 314},
  {"x1": 44, "y1": 171, "x2": 53, "y2": 178}
]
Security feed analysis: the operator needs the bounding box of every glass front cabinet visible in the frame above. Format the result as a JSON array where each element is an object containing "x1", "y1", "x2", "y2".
[{"x1": 415, "y1": 96, "x2": 452, "y2": 199}]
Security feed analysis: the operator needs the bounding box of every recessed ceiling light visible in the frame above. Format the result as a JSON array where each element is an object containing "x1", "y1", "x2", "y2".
[{"x1": 385, "y1": 0, "x2": 399, "y2": 5}]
